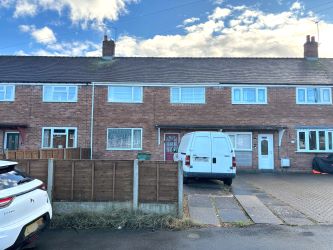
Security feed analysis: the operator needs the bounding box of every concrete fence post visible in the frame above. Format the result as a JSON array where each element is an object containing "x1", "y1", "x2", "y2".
[
  {"x1": 47, "y1": 158, "x2": 54, "y2": 202},
  {"x1": 133, "y1": 159, "x2": 139, "y2": 210},
  {"x1": 178, "y1": 160, "x2": 183, "y2": 218}
]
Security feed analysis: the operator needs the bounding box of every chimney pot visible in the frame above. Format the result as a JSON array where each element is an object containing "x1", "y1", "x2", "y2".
[
  {"x1": 306, "y1": 35, "x2": 310, "y2": 43},
  {"x1": 304, "y1": 35, "x2": 318, "y2": 59},
  {"x1": 102, "y1": 36, "x2": 115, "y2": 59}
]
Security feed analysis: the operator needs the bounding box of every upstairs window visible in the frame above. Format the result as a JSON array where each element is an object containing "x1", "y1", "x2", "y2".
[
  {"x1": 108, "y1": 86, "x2": 143, "y2": 103},
  {"x1": 297, "y1": 129, "x2": 333, "y2": 152},
  {"x1": 42, "y1": 127, "x2": 77, "y2": 148},
  {"x1": 0, "y1": 85, "x2": 15, "y2": 101},
  {"x1": 170, "y1": 87, "x2": 205, "y2": 104},
  {"x1": 43, "y1": 85, "x2": 78, "y2": 102},
  {"x1": 296, "y1": 87, "x2": 332, "y2": 104},
  {"x1": 232, "y1": 87, "x2": 267, "y2": 104}
]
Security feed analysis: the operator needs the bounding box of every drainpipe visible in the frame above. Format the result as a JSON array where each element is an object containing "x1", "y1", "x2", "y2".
[{"x1": 90, "y1": 82, "x2": 95, "y2": 160}]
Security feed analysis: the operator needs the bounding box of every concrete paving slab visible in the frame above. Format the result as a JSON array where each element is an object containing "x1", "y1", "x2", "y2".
[
  {"x1": 235, "y1": 195, "x2": 283, "y2": 225},
  {"x1": 215, "y1": 197, "x2": 240, "y2": 210},
  {"x1": 266, "y1": 205, "x2": 314, "y2": 226},
  {"x1": 218, "y1": 209, "x2": 250, "y2": 223},
  {"x1": 188, "y1": 195, "x2": 213, "y2": 208},
  {"x1": 188, "y1": 207, "x2": 220, "y2": 226}
]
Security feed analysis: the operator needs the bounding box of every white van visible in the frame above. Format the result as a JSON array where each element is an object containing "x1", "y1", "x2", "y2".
[{"x1": 176, "y1": 132, "x2": 236, "y2": 185}]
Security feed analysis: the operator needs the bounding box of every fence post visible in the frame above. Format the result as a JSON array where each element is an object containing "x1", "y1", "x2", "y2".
[
  {"x1": 178, "y1": 160, "x2": 183, "y2": 218},
  {"x1": 47, "y1": 158, "x2": 54, "y2": 202},
  {"x1": 133, "y1": 159, "x2": 139, "y2": 210}
]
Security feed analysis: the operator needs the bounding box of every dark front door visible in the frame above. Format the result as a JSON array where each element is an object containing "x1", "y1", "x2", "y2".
[
  {"x1": 165, "y1": 134, "x2": 179, "y2": 161},
  {"x1": 6, "y1": 133, "x2": 20, "y2": 150}
]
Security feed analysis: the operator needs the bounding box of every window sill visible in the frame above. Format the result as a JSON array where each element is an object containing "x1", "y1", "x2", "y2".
[
  {"x1": 295, "y1": 151, "x2": 333, "y2": 153},
  {"x1": 43, "y1": 100, "x2": 78, "y2": 103},
  {"x1": 232, "y1": 103, "x2": 267, "y2": 105},
  {"x1": 107, "y1": 101, "x2": 143, "y2": 104},
  {"x1": 106, "y1": 148, "x2": 142, "y2": 151},
  {"x1": 296, "y1": 103, "x2": 332, "y2": 105}
]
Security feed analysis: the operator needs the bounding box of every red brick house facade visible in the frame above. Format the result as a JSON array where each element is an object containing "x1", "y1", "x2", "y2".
[{"x1": 1, "y1": 35, "x2": 332, "y2": 172}]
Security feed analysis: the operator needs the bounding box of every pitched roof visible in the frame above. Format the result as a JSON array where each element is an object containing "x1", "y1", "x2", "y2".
[{"x1": 0, "y1": 56, "x2": 333, "y2": 85}]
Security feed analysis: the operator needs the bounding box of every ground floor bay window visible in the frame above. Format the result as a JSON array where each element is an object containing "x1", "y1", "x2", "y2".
[
  {"x1": 42, "y1": 127, "x2": 77, "y2": 149},
  {"x1": 297, "y1": 129, "x2": 333, "y2": 152},
  {"x1": 107, "y1": 128, "x2": 142, "y2": 150}
]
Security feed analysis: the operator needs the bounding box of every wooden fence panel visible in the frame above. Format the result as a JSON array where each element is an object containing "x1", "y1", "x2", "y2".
[
  {"x1": 93, "y1": 160, "x2": 115, "y2": 201},
  {"x1": 139, "y1": 161, "x2": 178, "y2": 203},
  {"x1": 11, "y1": 159, "x2": 178, "y2": 204},
  {"x1": 73, "y1": 160, "x2": 93, "y2": 201},
  {"x1": 65, "y1": 148, "x2": 79, "y2": 160},
  {"x1": 53, "y1": 160, "x2": 73, "y2": 201},
  {"x1": 16, "y1": 160, "x2": 48, "y2": 185},
  {"x1": 139, "y1": 161, "x2": 158, "y2": 202},
  {"x1": 114, "y1": 161, "x2": 133, "y2": 201},
  {"x1": 5, "y1": 148, "x2": 90, "y2": 160},
  {"x1": 158, "y1": 162, "x2": 178, "y2": 202}
]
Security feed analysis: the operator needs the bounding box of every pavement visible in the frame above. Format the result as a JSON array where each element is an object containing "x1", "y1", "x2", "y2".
[
  {"x1": 240, "y1": 173, "x2": 333, "y2": 224},
  {"x1": 185, "y1": 173, "x2": 333, "y2": 226},
  {"x1": 184, "y1": 179, "x2": 251, "y2": 226},
  {"x1": 36, "y1": 225, "x2": 333, "y2": 250}
]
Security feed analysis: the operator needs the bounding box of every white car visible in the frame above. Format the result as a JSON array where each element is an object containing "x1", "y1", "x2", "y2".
[{"x1": 0, "y1": 160, "x2": 52, "y2": 250}]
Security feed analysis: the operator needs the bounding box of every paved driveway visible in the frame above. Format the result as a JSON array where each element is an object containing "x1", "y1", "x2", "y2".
[{"x1": 238, "y1": 174, "x2": 333, "y2": 224}]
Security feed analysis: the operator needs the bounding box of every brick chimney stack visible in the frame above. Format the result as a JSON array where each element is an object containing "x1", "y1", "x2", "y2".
[
  {"x1": 102, "y1": 35, "x2": 115, "y2": 59},
  {"x1": 304, "y1": 35, "x2": 318, "y2": 59}
]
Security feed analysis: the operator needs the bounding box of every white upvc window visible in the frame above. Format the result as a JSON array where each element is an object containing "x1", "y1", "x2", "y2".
[
  {"x1": 170, "y1": 87, "x2": 205, "y2": 104},
  {"x1": 43, "y1": 85, "x2": 78, "y2": 102},
  {"x1": 296, "y1": 87, "x2": 332, "y2": 104},
  {"x1": 297, "y1": 129, "x2": 333, "y2": 152},
  {"x1": 232, "y1": 87, "x2": 267, "y2": 104},
  {"x1": 0, "y1": 85, "x2": 15, "y2": 101},
  {"x1": 42, "y1": 127, "x2": 77, "y2": 148},
  {"x1": 226, "y1": 132, "x2": 252, "y2": 151},
  {"x1": 108, "y1": 86, "x2": 143, "y2": 103},
  {"x1": 107, "y1": 128, "x2": 142, "y2": 150}
]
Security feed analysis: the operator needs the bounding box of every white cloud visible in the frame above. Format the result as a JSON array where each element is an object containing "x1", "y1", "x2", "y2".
[
  {"x1": 14, "y1": 0, "x2": 37, "y2": 17},
  {"x1": 0, "y1": 0, "x2": 11, "y2": 8},
  {"x1": 19, "y1": 25, "x2": 57, "y2": 44},
  {"x1": 208, "y1": 7, "x2": 231, "y2": 20},
  {"x1": 183, "y1": 17, "x2": 200, "y2": 25},
  {"x1": 115, "y1": 6, "x2": 333, "y2": 58},
  {"x1": 16, "y1": 40, "x2": 101, "y2": 56},
  {"x1": 290, "y1": 1, "x2": 302, "y2": 11},
  {"x1": 214, "y1": 0, "x2": 224, "y2": 5},
  {"x1": 8, "y1": 0, "x2": 138, "y2": 26}
]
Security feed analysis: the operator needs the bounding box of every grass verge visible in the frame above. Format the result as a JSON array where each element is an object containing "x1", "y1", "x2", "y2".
[{"x1": 51, "y1": 209, "x2": 199, "y2": 231}]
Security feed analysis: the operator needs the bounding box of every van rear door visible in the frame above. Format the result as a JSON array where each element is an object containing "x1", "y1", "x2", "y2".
[
  {"x1": 190, "y1": 132, "x2": 211, "y2": 173},
  {"x1": 211, "y1": 135, "x2": 232, "y2": 174}
]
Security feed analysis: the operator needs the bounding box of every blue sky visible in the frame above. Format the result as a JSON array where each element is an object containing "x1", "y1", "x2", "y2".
[{"x1": 0, "y1": 0, "x2": 333, "y2": 57}]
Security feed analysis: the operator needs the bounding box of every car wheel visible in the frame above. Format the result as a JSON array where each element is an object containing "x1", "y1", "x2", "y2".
[
  {"x1": 223, "y1": 178, "x2": 232, "y2": 186},
  {"x1": 183, "y1": 177, "x2": 189, "y2": 184}
]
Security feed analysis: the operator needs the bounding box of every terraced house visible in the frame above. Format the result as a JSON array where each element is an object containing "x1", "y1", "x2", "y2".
[{"x1": 1, "y1": 35, "x2": 333, "y2": 172}]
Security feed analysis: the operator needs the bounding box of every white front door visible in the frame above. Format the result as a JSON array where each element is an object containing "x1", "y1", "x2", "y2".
[{"x1": 258, "y1": 134, "x2": 274, "y2": 170}]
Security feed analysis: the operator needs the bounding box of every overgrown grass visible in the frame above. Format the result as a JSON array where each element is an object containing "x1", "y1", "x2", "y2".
[{"x1": 51, "y1": 209, "x2": 198, "y2": 231}]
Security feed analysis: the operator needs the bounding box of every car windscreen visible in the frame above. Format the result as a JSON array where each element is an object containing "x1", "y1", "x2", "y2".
[{"x1": 0, "y1": 167, "x2": 32, "y2": 190}]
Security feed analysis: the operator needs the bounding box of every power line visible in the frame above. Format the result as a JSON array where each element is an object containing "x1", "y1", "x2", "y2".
[{"x1": 117, "y1": 0, "x2": 205, "y2": 25}]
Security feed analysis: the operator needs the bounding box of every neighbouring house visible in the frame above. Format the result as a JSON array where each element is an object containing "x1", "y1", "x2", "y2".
[{"x1": 1, "y1": 35, "x2": 333, "y2": 172}]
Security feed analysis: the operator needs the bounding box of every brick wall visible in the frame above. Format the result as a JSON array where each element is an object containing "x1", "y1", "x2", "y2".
[
  {"x1": 1, "y1": 84, "x2": 333, "y2": 171},
  {"x1": 0, "y1": 85, "x2": 92, "y2": 151}
]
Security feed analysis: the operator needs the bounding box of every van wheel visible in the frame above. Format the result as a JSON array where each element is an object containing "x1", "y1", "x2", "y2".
[
  {"x1": 183, "y1": 177, "x2": 189, "y2": 184},
  {"x1": 223, "y1": 178, "x2": 232, "y2": 186}
]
